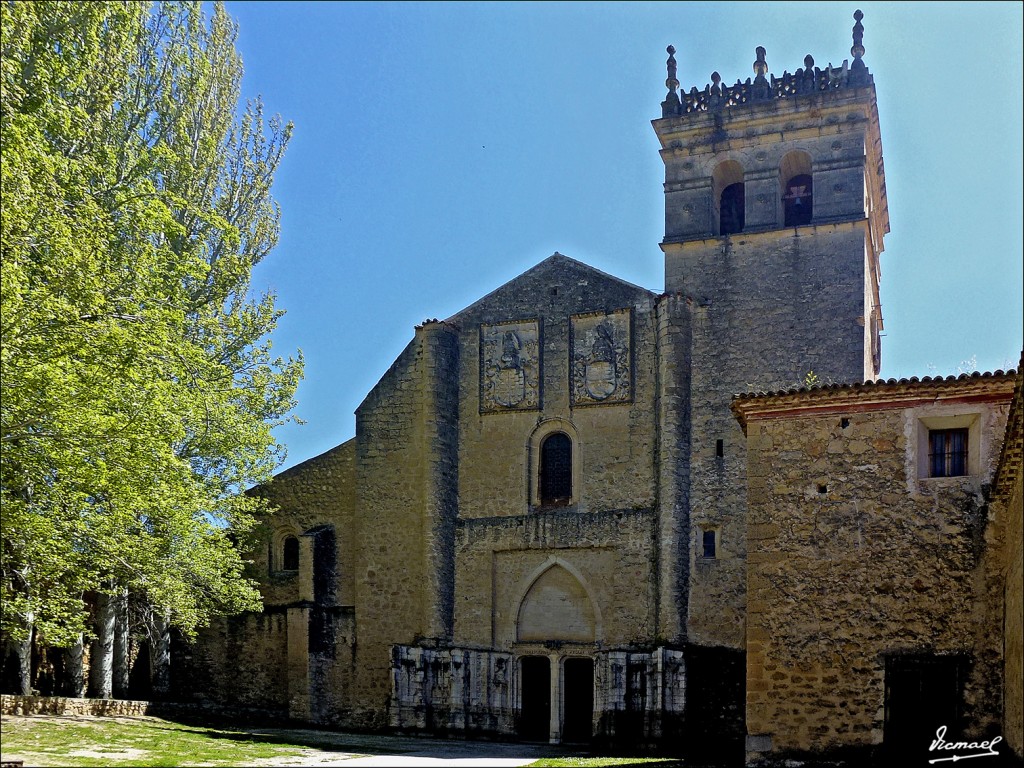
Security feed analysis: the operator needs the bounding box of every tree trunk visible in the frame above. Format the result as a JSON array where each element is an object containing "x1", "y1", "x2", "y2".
[
  {"x1": 88, "y1": 593, "x2": 114, "y2": 698},
  {"x1": 64, "y1": 634, "x2": 85, "y2": 697},
  {"x1": 14, "y1": 616, "x2": 33, "y2": 695},
  {"x1": 149, "y1": 609, "x2": 171, "y2": 699},
  {"x1": 112, "y1": 592, "x2": 130, "y2": 698}
]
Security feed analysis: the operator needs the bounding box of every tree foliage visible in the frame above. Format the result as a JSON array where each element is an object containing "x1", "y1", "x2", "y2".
[{"x1": 1, "y1": 1, "x2": 301, "y2": 647}]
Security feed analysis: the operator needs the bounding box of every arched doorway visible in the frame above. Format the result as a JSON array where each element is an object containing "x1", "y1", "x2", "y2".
[{"x1": 515, "y1": 562, "x2": 599, "y2": 743}]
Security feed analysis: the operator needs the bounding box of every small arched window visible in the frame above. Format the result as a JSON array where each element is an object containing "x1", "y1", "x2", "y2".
[
  {"x1": 719, "y1": 183, "x2": 745, "y2": 235},
  {"x1": 713, "y1": 160, "x2": 745, "y2": 236},
  {"x1": 540, "y1": 432, "x2": 572, "y2": 506},
  {"x1": 780, "y1": 150, "x2": 813, "y2": 228},
  {"x1": 282, "y1": 535, "x2": 299, "y2": 571},
  {"x1": 783, "y1": 174, "x2": 813, "y2": 227}
]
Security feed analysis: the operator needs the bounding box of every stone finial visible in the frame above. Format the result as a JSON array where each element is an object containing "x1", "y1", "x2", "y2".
[
  {"x1": 800, "y1": 53, "x2": 817, "y2": 93},
  {"x1": 851, "y1": 9, "x2": 866, "y2": 69},
  {"x1": 662, "y1": 45, "x2": 681, "y2": 116},
  {"x1": 665, "y1": 45, "x2": 679, "y2": 93},
  {"x1": 708, "y1": 71, "x2": 723, "y2": 108},
  {"x1": 752, "y1": 46, "x2": 770, "y2": 99},
  {"x1": 753, "y1": 46, "x2": 768, "y2": 77}
]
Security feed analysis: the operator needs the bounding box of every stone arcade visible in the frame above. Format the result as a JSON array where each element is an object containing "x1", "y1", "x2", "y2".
[{"x1": 176, "y1": 12, "x2": 1022, "y2": 766}]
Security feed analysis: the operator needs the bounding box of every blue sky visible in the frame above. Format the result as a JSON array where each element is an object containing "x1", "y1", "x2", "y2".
[{"x1": 222, "y1": 1, "x2": 1024, "y2": 471}]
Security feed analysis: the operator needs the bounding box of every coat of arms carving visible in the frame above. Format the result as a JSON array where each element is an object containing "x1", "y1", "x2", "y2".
[
  {"x1": 480, "y1": 320, "x2": 540, "y2": 412},
  {"x1": 571, "y1": 310, "x2": 632, "y2": 405}
]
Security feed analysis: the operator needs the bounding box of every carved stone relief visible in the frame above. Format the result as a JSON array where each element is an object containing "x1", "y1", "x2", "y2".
[
  {"x1": 480, "y1": 320, "x2": 540, "y2": 412},
  {"x1": 571, "y1": 309, "x2": 632, "y2": 406}
]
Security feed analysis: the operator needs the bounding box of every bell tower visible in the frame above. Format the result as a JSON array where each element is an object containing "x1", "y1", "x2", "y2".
[
  {"x1": 654, "y1": 9, "x2": 887, "y2": 386},
  {"x1": 650, "y1": 9, "x2": 890, "y2": 663}
]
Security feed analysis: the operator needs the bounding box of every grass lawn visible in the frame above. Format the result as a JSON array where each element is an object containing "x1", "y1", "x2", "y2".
[
  {"x1": 0, "y1": 715, "x2": 336, "y2": 767},
  {"x1": 529, "y1": 759, "x2": 687, "y2": 767},
  {"x1": 0, "y1": 714, "x2": 693, "y2": 767}
]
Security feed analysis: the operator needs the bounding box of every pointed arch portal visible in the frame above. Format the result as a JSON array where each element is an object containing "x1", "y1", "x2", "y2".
[{"x1": 516, "y1": 564, "x2": 596, "y2": 643}]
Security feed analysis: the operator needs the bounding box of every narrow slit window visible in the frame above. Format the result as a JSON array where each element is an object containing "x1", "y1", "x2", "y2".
[
  {"x1": 716, "y1": 439, "x2": 724, "y2": 458},
  {"x1": 929, "y1": 428, "x2": 968, "y2": 478},
  {"x1": 540, "y1": 432, "x2": 572, "y2": 505}
]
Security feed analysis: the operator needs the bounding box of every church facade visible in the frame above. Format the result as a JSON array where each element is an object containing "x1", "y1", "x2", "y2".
[{"x1": 180, "y1": 12, "x2": 1022, "y2": 766}]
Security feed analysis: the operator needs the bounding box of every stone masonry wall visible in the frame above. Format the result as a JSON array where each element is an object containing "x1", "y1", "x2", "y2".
[
  {"x1": 653, "y1": 293, "x2": 693, "y2": 645},
  {"x1": 992, "y1": 369, "x2": 1023, "y2": 758},
  {"x1": 446, "y1": 255, "x2": 668, "y2": 653},
  {"x1": 351, "y1": 322, "x2": 460, "y2": 727},
  {"x1": 185, "y1": 610, "x2": 290, "y2": 713},
  {"x1": 657, "y1": 82, "x2": 886, "y2": 655},
  {"x1": 655, "y1": 86, "x2": 886, "y2": 257},
  {"x1": 251, "y1": 439, "x2": 357, "y2": 608},
  {"x1": 181, "y1": 439, "x2": 358, "y2": 721},
  {"x1": 1003, "y1": 460, "x2": 1022, "y2": 758},
  {"x1": 391, "y1": 645, "x2": 514, "y2": 735},
  {"x1": 448, "y1": 255, "x2": 659, "y2": 521},
  {"x1": 743, "y1": 399, "x2": 1011, "y2": 758},
  {"x1": 454, "y1": 508, "x2": 657, "y2": 649},
  {"x1": 353, "y1": 335, "x2": 433, "y2": 727},
  {"x1": 669, "y1": 224, "x2": 868, "y2": 652}
]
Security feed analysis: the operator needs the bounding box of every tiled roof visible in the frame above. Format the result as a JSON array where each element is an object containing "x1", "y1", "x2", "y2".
[
  {"x1": 733, "y1": 369, "x2": 1018, "y2": 402},
  {"x1": 731, "y1": 368, "x2": 1019, "y2": 431}
]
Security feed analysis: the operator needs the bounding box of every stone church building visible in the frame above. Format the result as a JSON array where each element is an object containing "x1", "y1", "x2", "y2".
[{"x1": 179, "y1": 11, "x2": 1022, "y2": 766}]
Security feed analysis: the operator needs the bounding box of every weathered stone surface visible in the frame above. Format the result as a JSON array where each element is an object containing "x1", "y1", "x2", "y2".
[{"x1": 736, "y1": 376, "x2": 1015, "y2": 759}]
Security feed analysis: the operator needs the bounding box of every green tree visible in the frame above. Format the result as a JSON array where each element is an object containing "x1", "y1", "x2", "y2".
[{"x1": 1, "y1": 1, "x2": 301, "y2": 691}]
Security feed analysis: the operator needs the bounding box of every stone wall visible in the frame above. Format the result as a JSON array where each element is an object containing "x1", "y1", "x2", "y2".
[
  {"x1": 992, "y1": 367, "x2": 1023, "y2": 758},
  {"x1": 251, "y1": 439, "x2": 356, "y2": 608},
  {"x1": 1, "y1": 694, "x2": 153, "y2": 717},
  {"x1": 389, "y1": 645, "x2": 687, "y2": 746},
  {"x1": 657, "y1": 82, "x2": 886, "y2": 654},
  {"x1": 181, "y1": 438, "x2": 359, "y2": 722},
  {"x1": 669, "y1": 224, "x2": 870, "y2": 652},
  {"x1": 735, "y1": 377, "x2": 1014, "y2": 762},
  {"x1": 1003, "y1": 460, "x2": 1023, "y2": 759},
  {"x1": 454, "y1": 508, "x2": 657, "y2": 649},
  {"x1": 653, "y1": 294, "x2": 693, "y2": 646},
  {"x1": 655, "y1": 84, "x2": 887, "y2": 265},
  {"x1": 391, "y1": 645, "x2": 514, "y2": 735},
  {"x1": 183, "y1": 610, "x2": 290, "y2": 713},
  {"x1": 448, "y1": 254, "x2": 659, "y2": 520},
  {"x1": 352, "y1": 333, "x2": 435, "y2": 727}
]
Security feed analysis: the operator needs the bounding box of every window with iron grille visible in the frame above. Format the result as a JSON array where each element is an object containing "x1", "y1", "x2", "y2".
[
  {"x1": 540, "y1": 432, "x2": 572, "y2": 505},
  {"x1": 929, "y1": 428, "x2": 968, "y2": 477}
]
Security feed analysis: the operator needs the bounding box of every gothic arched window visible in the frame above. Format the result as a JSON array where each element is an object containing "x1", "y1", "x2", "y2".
[
  {"x1": 282, "y1": 535, "x2": 300, "y2": 571},
  {"x1": 540, "y1": 432, "x2": 572, "y2": 506}
]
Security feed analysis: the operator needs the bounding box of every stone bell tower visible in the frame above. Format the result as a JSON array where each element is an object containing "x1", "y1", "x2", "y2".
[
  {"x1": 650, "y1": 10, "x2": 890, "y2": 655},
  {"x1": 655, "y1": 9, "x2": 887, "y2": 388}
]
